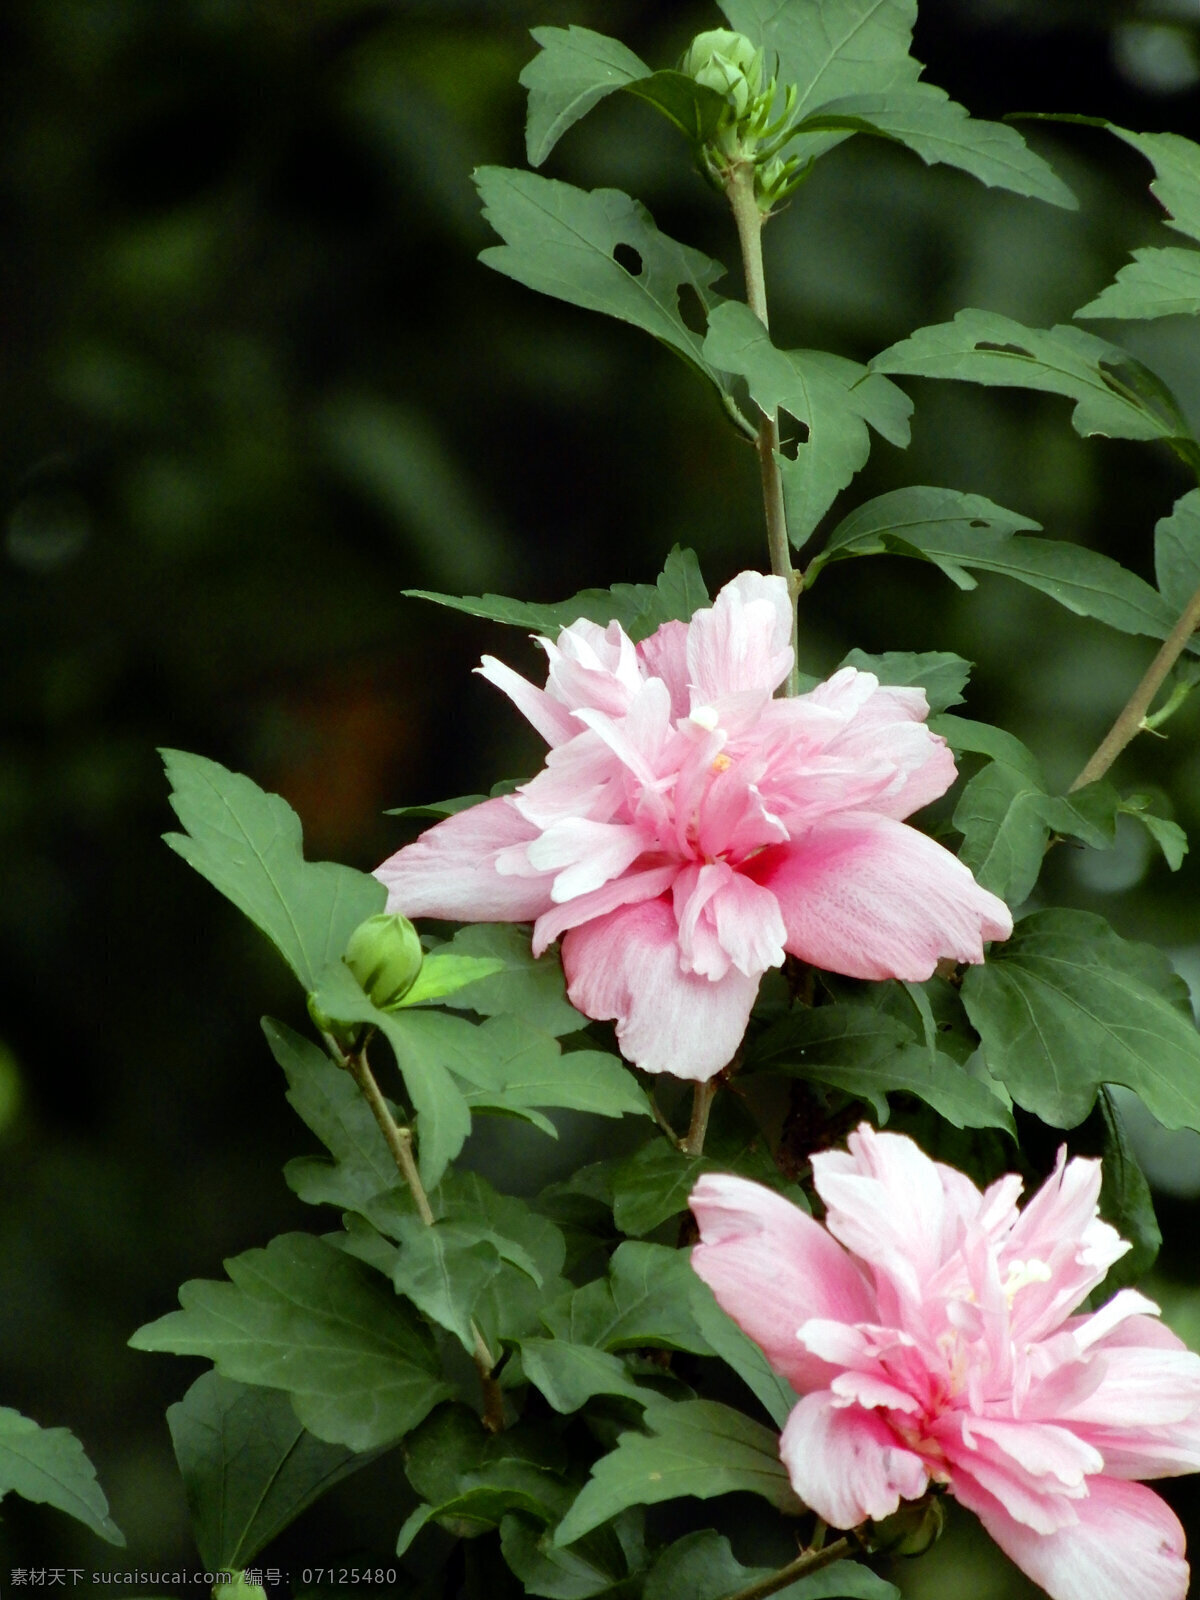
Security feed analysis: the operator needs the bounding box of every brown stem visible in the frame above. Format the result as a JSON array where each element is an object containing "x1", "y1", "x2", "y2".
[
  {"x1": 1071, "y1": 577, "x2": 1200, "y2": 791},
  {"x1": 719, "y1": 1535, "x2": 858, "y2": 1600},
  {"x1": 339, "y1": 1037, "x2": 505, "y2": 1431},
  {"x1": 680, "y1": 1077, "x2": 719, "y2": 1157},
  {"x1": 725, "y1": 161, "x2": 801, "y2": 694}
]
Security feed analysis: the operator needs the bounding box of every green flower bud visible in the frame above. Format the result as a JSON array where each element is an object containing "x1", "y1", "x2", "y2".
[
  {"x1": 872, "y1": 1493, "x2": 946, "y2": 1557},
  {"x1": 344, "y1": 912, "x2": 424, "y2": 1010},
  {"x1": 681, "y1": 28, "x2": 764, "y2": 118}
]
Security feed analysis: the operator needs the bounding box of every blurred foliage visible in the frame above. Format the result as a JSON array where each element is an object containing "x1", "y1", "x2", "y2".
[{"x1": 3, "y1": 0, "x2": 1200, "y2": 1590}]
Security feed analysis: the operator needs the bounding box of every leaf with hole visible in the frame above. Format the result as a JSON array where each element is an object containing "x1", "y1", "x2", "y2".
[
  {"x1": 475, "y1": 168, "x2": 729, "y2": 392},
  {"x1": 873, "y1": 310, "x2": 1196, "y2": 452},
  {"x1": 811, "y1": 484, "x2": 1175, "y2": 639},
  {"x1": 702, "y1": 302, "x2": 911, "y2": 545},
  {"x1": 130, "y1": 1232, "x2": 450, "y2": 1451}
]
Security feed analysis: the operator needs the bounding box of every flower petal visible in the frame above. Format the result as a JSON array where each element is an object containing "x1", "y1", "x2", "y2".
[
  {"x1": 476, "y1": 655, "x2": 577, "y2": 747},
  {"x1": 376, "y1": 796, "x2": 556, "y2": 921},
  {"x1": 561, "y1": 896, "x2": 758, "y2": 1078},
  {"x1": 954, "y1": 1474, "x2": 1189, "y2": 1600},
  {"x1": 779, "y1": 1391, "x2": 928, "y2": 1526},
  {"x1": 750, "y1": 812, "x2": 1012, "y2": 980},
  {"x1": 687, "y1": 572, "x2": 794, "y2": 702},
  {"x1": 689, "y1": 1176, "x2": 876, "y2": 1392}
]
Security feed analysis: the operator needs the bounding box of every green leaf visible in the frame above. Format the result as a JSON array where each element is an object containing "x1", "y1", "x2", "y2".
[
  {"x1": 687, "y1": 1277, "x2": 798, "y2": 1431},
  {"x1": 160, "y1": 750, "x2": 385, "y2": 991},
  {"x1": 430, "y1": 1012, "x2": 650, "y2": 1126},
  {"x1": 428, "y1": 925, "x2": 584, "y2": 1037},
  {"x1": 1096, "y1": 1088, "x2": 1161, "y2": 1292},
  {"x1": 702, "y1": 302, "x2": 911, "y2": 545},
  {"x1": 719, "y1": 0, "x2": 922, "y2": 122},
  {"x1": 167, "y1": 1372, "x2": 378, "y2": 1571},
  {"x1": 811, "y1": 485, "x2": 1175, "y2": 638},
  {"x1": 475, "y1": 168, "x2": 728, "y2": 389},
  {"x1": 961, "y1": 909, "x2": 1200, "y2": 1130},
  {"x1": 1108, "y1": 126, "x2": 1200, "y2": 247},
  {"x1": 501, "y1": 1510, "x2": 639, "y2": 1600},
  {"x1": 623, "y1": 71, "x2": 729, "y2": 145},
  {"x1": 0, "y1": 1408, "x2": 123, "y2": 1546},
  {"x1": 398, "y1": 953, "x2": 506, "y2": 1007},
  {"x1": 266, "y1": 1020, "x2": 401, "y2": 1213},
  {"x1": 803, "y1": 85, "x2": 1074, "y2": 208},
  {"x1": 720, "y1": 0, "x2": 1067, "y2": 206},
  {"x1": 519, "y1": 1340, "x2": 650, "y2": 1414},
  {"x1": 521, "y1": 27, "x2": 650, "y2": 166},
  {"x1": 377, "y1": 1170, "x2": 568, "y2": 1352},
  {"x1": 645, "y1": 1530, "x2": 899, "y2": 1600},
  {"x1": 749, "y1": 1002, "x2": 1014, "y2": 1134},
  {"x1": 130, "y1": 1232, "x2": 450, "y2": 1452},
  {"x1": 308, "y1": 969, "x2": 473, "y2": 1191},
  {"x1": 929, "y1": 714, "x2": 1042, "y2": 778},
  {"x1": 873, "y1": 310, "x2": 1196, "y2": 450},
  {"x1": 542, "y1": 1242, "x2": 715, "y2": 1356},
  {"x1": 554, "y1": 1399, "x2": 801, "y2": 1546},
  {"x1": 1077, "y1": 246, "x2": 1200, "y2": 322},
  {"x1": 407, "y1": 544, "x2": 709, "y2": 646},
  {"x1": 1154, "y1": 489, "x2": 1200, "y2": 617},
  {"x1": 837, "y1": 648, "x2": 971, "y2": 712},
  {"x1": 1126, "y1": 805, "x2": 1189, "y2": 871},
  {"x1": 953, "y1": 760, "x2": 1051, "y2": 905},
  {"x1": 609, "y1": 1137, "x2": 801, "y2": 1239},
  {"x1": 400, "y1": 1405, "x2": 572, "y2": 1554}
]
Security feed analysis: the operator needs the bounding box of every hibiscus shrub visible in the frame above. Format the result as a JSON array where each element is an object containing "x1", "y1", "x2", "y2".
[{"x1": 126, "y1": 5, "x2": 1200, "y2": 1600}]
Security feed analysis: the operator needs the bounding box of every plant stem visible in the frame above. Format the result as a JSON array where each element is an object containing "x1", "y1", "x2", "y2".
[
  {"x1": 1070, "y1": 577, "x2": 1200, "y2": 791},
  {"x1": 339, "y1": 1035, "x2": 505, "y2": 1431},
  {"x1": 725, "y1": 161, "x2": 801, "y2": 695},
  {"x1": 680, "y1": 1077, "x2": 718, "y2": 1157},
  {"x1": 720, "y1": 1535, "x2": 857, "y2": 1600}
]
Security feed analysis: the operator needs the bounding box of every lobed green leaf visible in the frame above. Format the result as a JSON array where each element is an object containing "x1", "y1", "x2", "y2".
[
  {"x1": 962, "y1": 909, "x2": 1200, "y2": 1130},
  {"x1": 0, "y1": 1408, "x2": 123, "y2": 1546},
  {"x1": 160, "y1": 750, "x2": 385, "y2": 992},
  {"x1": 130, "y1": 1233, "x2": 450, "y2": 1452},
  {"x1": 1077, "y1": 246, "x2": 1200, "y2": 322},
  {"x1": 554, "y1": 1399, "x2": 801, "y2": 1546}
]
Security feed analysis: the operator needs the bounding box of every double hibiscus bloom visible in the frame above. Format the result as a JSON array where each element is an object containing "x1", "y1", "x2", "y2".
[{"x1": 377, "y1": 571, "x2": 1011, "y2": 1077}]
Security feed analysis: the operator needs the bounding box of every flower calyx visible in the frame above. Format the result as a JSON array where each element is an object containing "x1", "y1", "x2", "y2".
[{"x1": 679, "y1": 28, "x2": 804, "y2": 210}]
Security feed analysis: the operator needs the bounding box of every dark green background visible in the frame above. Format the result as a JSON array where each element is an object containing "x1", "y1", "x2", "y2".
[{"x1": 3, "y1": 1, "x2": 1200, "y2": 1594}]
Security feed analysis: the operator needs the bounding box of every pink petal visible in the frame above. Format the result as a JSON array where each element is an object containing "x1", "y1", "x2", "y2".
[
  {"x1": 750, "y1": 812, "x2": 1012, "y2": 980},
  {"x1": 687, "y1": 573, "x2": 794, "y2": 703},
  {"x1": 689, "y1": 1176, "x2": 876, "y2": 1392},
  {"x1": 376, "y1": 796, "x2": 556, "y2": 921},
  {"x1": 953, "y1": 1474, "x2": 1189, "y2": 1600},
  {"x1": 526, "y1": 817, "x2": 650, "y2": 901},
  {"x1": 672, "y1": 861, "x2": 787, "y2": 980},
  {"x1": 531, "y1": 862, "x2": 679, "y2": 953},
  {"x1": 560, "y1": 896, "x2": 759, "y2": 1079},
  {"x1": 636, "y1": 618, "x2": 690, "y2": 718},
  {"x1": 779, "y1": 1391, "x2": 928, "y2": 1526},
  {"x1": 476, "y1": 655, "x2": 577, "y2": 747}
]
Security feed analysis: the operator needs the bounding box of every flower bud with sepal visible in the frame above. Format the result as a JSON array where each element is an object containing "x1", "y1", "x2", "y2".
[
  {"x1": 343, "y1": 911, "x2": 424, "y2": 1010},
  {"x1": 681, "y1": 29, "x2": 764, "y2": 120}
]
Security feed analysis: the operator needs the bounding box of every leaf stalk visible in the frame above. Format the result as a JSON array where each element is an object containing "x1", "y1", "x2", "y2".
[{"x1": 719, "y1": 1533, "x2": 859, "y2": 1600}]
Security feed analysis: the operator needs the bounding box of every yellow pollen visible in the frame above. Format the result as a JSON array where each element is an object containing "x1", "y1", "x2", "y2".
[
  {"x1": 1003, "y1": 1258, "x2": 1052, "y2": 1302},
  {"x1": 711, "y1": 753, "x2": 733, "y2": 774}
]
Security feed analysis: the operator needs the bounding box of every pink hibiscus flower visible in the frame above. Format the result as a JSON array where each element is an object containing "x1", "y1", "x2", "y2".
[
  {"x1": 691, "y1": 1126, "x2": 1200, "y2": 1600},
  {"x1": 377, "y1": 574, "x2": 1010, "y2": 1079}
]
